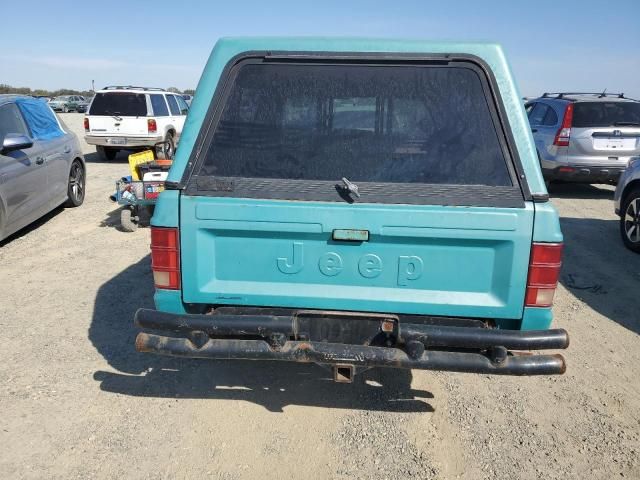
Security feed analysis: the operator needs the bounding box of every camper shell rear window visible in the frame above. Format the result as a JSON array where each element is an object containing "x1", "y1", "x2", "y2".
[{"x1": 187, "y1": 55, "x2": 525, "y2": 206}]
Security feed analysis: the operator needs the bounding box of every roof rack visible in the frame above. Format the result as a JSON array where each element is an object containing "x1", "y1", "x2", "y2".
[
  {"x1": 541, "y1": 92, "x2": 627, "y2": 99},
  {"x1": 102, "y1": 85, "x2": 166, "y2": 91}
]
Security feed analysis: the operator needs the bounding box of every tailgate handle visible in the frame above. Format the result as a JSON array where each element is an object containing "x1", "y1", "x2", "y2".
[{"x1": 332, "y1": 229, "x2": 369, "y2": 242}]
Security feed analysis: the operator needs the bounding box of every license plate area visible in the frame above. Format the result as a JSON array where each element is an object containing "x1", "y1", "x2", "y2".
[
  {"x1": 109, "y1": 137, "x2": 127, "y2": 145},
  {"x1": 294, "y1": 310, "x2": 398, "y2": 346},
  {"x1": 593, "y1": 137, "x2": 635, "y2": 150}
]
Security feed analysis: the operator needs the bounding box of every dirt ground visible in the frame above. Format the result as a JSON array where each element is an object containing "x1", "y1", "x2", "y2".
[{"x1": 0, "y1": 113, "x2": 638, "y2": 480}]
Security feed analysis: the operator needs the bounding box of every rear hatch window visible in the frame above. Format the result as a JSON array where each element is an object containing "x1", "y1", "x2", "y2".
[
  {"x1": 572, "y1": 102, "x2": 640, "y2": 128},
  {"x1": 89, "y1": 92, "x2": 147, "y2": 116},
  {"x1": 191, "y1": 59, "x2": 522, "y2": 205}
]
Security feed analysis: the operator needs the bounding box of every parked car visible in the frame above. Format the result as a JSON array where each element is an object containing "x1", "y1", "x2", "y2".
[
  {"x1": 614, "y1": 156, "x2": 640, "y2": 252},
  {"x1": 181, "y1": 94, "x2": 193, "y2": 106},
  {"x1": 49, "y1": 95, "x2": 86, "y2": 113},
  {"x1": 132, "y1": 38, "x2": 569, "y2": 383},
  {"x1": 84, "y1": 86, "x2": 189, "y2": 160},
  {"x1": 76, "y1": 97, "x2": 92, "y2": 113},
  {"x1": 0, "y1": 95, "x2": 85, "y2": 242},
  {"x1": 526, "y1": 93, "x2": 640, "y2": 184}
]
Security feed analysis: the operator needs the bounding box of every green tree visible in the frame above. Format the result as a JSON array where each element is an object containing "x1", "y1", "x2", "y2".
[{"x1": 0, "y1": 84, "x2": 94, "y2": 97}]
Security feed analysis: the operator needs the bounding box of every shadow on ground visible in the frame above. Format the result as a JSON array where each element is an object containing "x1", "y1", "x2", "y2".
[
  {"x1": 0, "y1": 206, "x2": 64, "y2": 247},
  {"x1": 559, "y1": 216, "x2": 640, "y2": 336},
  {"x1": 99, "y1": 204, "x2": 153, "y2": 230},
  {"x1": 84, "y1": 151, "x2": 131, "y2": 164},
  {"x1": 90, "y1": 256, "x2": 434, "y2": 413},
  {"x1": 548, "y1": 182, "x2": 615, "y2": 200}
]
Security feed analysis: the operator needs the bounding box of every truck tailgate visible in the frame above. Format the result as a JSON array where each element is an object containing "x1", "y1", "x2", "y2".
[{"x1": 179, "y1": 196, "x2": 534, "y2": 319}]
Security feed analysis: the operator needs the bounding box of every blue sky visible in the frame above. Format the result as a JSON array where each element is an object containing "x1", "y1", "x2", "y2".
[{"x1": 1, "y1": 0, "x2": 639, "y2": 97}]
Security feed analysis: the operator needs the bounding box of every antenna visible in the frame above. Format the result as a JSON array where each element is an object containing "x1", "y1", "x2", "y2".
[{"x1": 599, "y1": 88, "x2": 607, "y2": 98}]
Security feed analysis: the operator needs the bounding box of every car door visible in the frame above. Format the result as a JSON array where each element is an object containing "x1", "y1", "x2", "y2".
[
  {"x1": 45, "y1": 133, "x2": 73, "y2": 204},
  {"x1": 174, "y1": 95, "x2": 189, "y2": 140},
  {"x1": 0, "y1": 103, "x2": 49, "y2": 234},
  {"x1": 537, "y1": 104, "x2": 560, "y2": 167},
  {"x1": 18, "y1": 98, "x2": 70, "y2": 207},
  {"x1": 528, "y1": 103, "x2": 553, "y2": 162},
  {"x1": 165, "y1": 94, "x2": 184, "y2": 140},
  {"x1": 29, "y1": 110, "x2": 71, "y2": 205}
]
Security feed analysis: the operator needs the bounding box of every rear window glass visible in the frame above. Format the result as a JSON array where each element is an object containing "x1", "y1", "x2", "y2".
[
  {"x1": 572, "y1": 102, "x2": 640, "y2": 128},
  {"x1": 89, "y1": 93, "x2": 147, "y2": 116},
  {"x1": 199, "y1": 62, "x2": 512, "y2": 187}
]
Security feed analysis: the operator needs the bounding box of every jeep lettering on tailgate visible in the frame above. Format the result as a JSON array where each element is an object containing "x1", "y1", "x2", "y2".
[
  {"x1": 277, "y1": 241, "x2": 423, "y2": 284},
  {"x1": 135, "y1": 38, "x2": 568, "y2": 382}
]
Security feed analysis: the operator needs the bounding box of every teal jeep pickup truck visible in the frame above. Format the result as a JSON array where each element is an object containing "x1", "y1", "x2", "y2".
[{"x1": 134, "y1": 38, "x2": 568, "y2": 382}]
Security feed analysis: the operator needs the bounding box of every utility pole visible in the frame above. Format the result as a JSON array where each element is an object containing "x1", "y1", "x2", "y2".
[{"x1": 91, "y1": 80, "x2": 95, "y2": 92}]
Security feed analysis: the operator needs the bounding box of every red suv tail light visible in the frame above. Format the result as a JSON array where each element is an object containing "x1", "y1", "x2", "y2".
[
  {"x1": 147, "y1": 118, "x2": 157, "y2": 134},
  {"x1": 150, "y1": 227, "x2": 180, "y2": 289},
  {"x1": 553, "y1": 104, "x2": 573, "y2": 147},
  {"x1": 84, "y1": 117, "x2": 89, "y2": 132},
  {"x1": 525, "y1": 243, "x2": 563, "y2": 307}
]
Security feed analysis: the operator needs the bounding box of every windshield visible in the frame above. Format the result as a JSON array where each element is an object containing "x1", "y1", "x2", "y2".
[
  {"x1": 572, "y1": 101, "x2": 640, "y2": 128},
  {"x1": 199, "y1": 62, "x2": 512, "y2": 187},
  {"x1": 88, "y1": 92, "x2": 147, "y2": 116},
  {"x1": 54, "y1": 96, "x2": 70, "y2": 101}
]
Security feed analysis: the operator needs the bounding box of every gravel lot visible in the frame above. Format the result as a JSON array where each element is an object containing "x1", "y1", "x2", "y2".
[{"x1": 1, "y1": 113, "x2": 638, "y2": 480}]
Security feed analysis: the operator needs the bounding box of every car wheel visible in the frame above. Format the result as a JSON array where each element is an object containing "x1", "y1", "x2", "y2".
[
  {"x1": 120, "y1": 208, "x2": 138, "y2": 232},
  {"x1": 157, "y1": 133, "x2": 175, "y2": 160},
  {"x1": 620, "y1": 187, "x2": 640, "y2": 253},
  {"x1": 64, "y1": 160, "x2": 85, "y2": 207},
  {"x1": 96, "y1": 146, "x2": 118, "y2": 161},
  {"x1": 62, "y1": 105, "x2": 68, "y2": 113}
]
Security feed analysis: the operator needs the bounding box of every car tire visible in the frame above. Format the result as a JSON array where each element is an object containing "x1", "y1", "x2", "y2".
[
  {"x1": 120, "y1": 208, "x2": 138, "y2": 232},
  {"x1": 62, "y1": 105, "x2": 68, "y2": 113},
  {"x1": 96, "y1": 146, "x2": 118, "y2": 161},
  {"x1": 64, "y1": 160, "x2": 85, "y2": 207},
  {"x1": 620, "y1": 187, "x2": 640, "y2": 253},
  {"x1": 157, "y1": 132, "x2": 174, "y2": 160}
]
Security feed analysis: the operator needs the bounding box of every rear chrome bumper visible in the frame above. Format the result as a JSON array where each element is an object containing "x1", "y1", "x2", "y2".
[
  {"x1": 85, "y1": 135, "x2": 163, "y2": 147},
  {"x1": 134, "y1": 309, "x2": 569, "y2": 376}
]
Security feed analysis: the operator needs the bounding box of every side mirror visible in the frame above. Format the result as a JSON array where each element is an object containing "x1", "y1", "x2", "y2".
[{"x1": 1, "y1": 133, "x2": 33, "y2": 153}]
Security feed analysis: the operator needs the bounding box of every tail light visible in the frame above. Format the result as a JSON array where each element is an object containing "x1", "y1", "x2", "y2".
[
  {"x1": 553, "y1": 104, "x2": 574, "y2": 147},
  {"x1": 147, "y1": 118, "x2": 157, "y2": 134},
  {"x1": 150, "y1": 227, "x2": 180, "y2": 289},
  {"x1": 83, "y1": 117, "x2": 89, "y2": 132},
  {"x1": 525, "y1": 243, "x2": 563, "y2": 307}
]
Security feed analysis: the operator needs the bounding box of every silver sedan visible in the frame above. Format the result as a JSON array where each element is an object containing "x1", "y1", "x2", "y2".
[{"x1": 0, "y1": 95, "x2": 86, "y2": 242}]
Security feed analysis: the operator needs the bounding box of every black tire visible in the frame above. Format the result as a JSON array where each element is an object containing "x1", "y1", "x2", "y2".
[
  {"x1": 156, "y1": 133, "x2": 175, "y2": 160},
  {"x1": 620, "y1": 187, "x2": 640, "y2": 253},
  {"x1": 64, "y1": 160, "x2": 85, "y2": 207},
  {"x1": 120, "y1": 208, "x2": 138, "y2": 232},
  {"x1": 96, "y1": 146, "x2": 118, "y2": 161}
]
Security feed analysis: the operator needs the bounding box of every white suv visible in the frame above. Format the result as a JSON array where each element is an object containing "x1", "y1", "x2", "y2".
[{"x1": 84, "y1": 86, "x2": 189, "y2": 160}]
